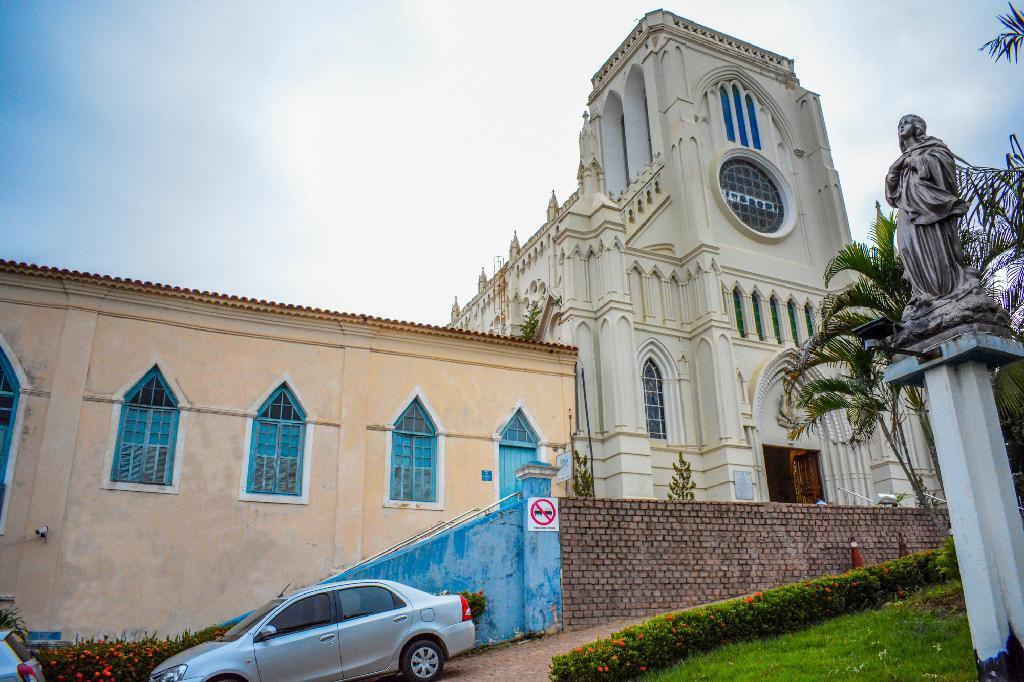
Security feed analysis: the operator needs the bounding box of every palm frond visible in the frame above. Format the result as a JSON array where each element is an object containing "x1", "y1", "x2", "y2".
[
  {"x1": 995, "y1": 359, "x2": 1024, "y2": 419},
  {"x1": 981, "y1": 3, "x2": 1024, "y2": 63}
]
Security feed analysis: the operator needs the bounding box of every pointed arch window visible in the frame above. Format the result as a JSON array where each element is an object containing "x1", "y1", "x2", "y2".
[
  {"x1": 499, "y1": 409, "x2": 539, "y2": 499},
  {"x1": 770, "y1": 296, "x2": 782, "y2": 343},
  {"x1": 804, "y1": 303, "x2": 816, "y2": 337},
  {"x1": 247, "y1": 385, "x2": 306, "y2": 496},
  {"x1": 642, "y1": 359, "x2": 667, "y2": 440},
  {"x1": 391, "y1": 399, "x2": 437, "y2": 503},
  {"x1": 733, "y1": 288, "x2": 746, "y2": 338},
  {"x1": 732, "y1": 85, "x2": 749, "y2": 147},
  {"x1": 718, "y1": 83, "x2": 761, "y2": 150},
  {"x1": 720, "y1": 87, "x2": 735, "y2": 142},
  {"x1": 787, "y1": 300, "x2": 800, "y2": 343},
  {"x1": 751, "y1": 291, "x2": 765, "y2": 340},
  {"x1": 0, "y1": 350, "x2": 20, "y2": 511},
  {"x1": 112, "y1": 367, "x2": 179, "y2": 486}
]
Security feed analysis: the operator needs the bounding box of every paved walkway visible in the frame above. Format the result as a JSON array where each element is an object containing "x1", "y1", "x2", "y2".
[{"x1": 440, "y1": 616, "x2": 652, "y2": 681}]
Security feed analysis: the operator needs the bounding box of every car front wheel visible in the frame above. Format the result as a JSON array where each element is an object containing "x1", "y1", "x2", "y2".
[{"x1": 401, "y1": 639, "x2": 445, "y2": 681}]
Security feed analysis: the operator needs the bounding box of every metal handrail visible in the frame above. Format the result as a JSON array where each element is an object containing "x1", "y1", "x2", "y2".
[
  {"x1": 335, "y1": 491, "x2": 523, "y2": 576},
  {"x1": 838, "y1": 487, "x2": 874, "y2": 504}
]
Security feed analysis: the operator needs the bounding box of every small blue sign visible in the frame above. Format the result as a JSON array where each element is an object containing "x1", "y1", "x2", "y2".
[{"x1": 481, "y1": 470, "x2": 493, "y2": 482}]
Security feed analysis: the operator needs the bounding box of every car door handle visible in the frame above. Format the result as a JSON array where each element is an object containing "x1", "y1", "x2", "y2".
[
  {"x1": 393, "y1": 615, "x2": 409, "y2": 623},
  {"x1": 320, "y1": 633, "x2": 337, "y2": 643}
]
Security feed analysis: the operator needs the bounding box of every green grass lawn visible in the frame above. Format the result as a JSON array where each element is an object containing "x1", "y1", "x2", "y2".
[{"x1": 643, "y1": 582, "x2": 973, "y2": 681}]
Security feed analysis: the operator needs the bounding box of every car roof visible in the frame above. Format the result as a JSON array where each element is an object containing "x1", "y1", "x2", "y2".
[{"x1": 290, "y1": 579, "x2": 429, "y2": 599}]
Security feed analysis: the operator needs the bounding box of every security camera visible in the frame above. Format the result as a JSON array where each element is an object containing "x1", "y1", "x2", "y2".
[{"x1": 34, "y1": 525, "x2": 48, "y2": 540}]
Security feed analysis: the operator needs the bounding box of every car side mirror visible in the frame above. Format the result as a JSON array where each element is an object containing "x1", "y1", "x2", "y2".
[{"x1": 255, "y1": 625, "x2": 277, "y2": 642}]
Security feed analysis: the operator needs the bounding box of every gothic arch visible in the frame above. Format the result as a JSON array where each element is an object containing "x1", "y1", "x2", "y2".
[
  {"x1": 636, "y1": 337, "x2": 686, "y2": 443},
  {"x1": 623, "y1": 64, "x2": 653, "y2": 180},
  {"x1": 600, "y1": 90, "x2": 628, "y2": 195},
  {"x1": 692, "y1": 66, "x2": 797, "y2": 150}
]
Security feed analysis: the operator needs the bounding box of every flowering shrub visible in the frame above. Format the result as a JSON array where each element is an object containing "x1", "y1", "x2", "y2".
[
  {"x1": 36, "y1": 624, "x2": 227, "y2": 682},
  {"x1": 549, "y1": 550, "x2": 942, "y2": 681},
  {"x1": 459, "y1": 590, "x2": 488, "y2": 624}
]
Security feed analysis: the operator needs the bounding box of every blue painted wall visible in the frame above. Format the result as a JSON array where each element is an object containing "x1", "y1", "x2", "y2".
[{"x1": 325, "y1": 503, "x2": 527, "y2": 643}]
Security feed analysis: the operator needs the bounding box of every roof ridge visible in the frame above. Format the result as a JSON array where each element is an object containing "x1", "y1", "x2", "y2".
[{"x1": 0, "y1": 259, "x2": 577, "y2": 354}]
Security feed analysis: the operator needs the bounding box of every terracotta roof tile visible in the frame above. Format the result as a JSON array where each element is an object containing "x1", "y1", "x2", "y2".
[{"x1": 0, "y1": 259, "x2": 577, "y2": 354}]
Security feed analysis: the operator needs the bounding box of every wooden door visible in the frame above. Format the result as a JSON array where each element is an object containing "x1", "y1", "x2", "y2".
[{"x1": 791, "y1": 451, "x2": 823, "y2": 503}]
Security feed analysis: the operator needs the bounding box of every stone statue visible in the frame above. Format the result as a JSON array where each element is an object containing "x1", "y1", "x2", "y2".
[{"x1": 884, "y1": 114, "x2": 1010, "y2": 346}]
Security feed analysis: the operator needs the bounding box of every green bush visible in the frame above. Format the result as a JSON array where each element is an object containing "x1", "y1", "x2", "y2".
[
  {"x1": 935, "y1": 535, "x2": 960, "y2": 581},
  {"x1": 460, "y1": 590, "x2": 488, "y2": 624},
  {"x1": 549, "y1": 550, "x2": 942, "y2": 681},
  {"x1": 36, "y1": 624, "x2": 227, "y2": 682}
]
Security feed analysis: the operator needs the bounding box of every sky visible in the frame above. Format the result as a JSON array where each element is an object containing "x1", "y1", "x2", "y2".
[{"x1": 1, "y1": 0, "x2": 1021, "y2": 324}]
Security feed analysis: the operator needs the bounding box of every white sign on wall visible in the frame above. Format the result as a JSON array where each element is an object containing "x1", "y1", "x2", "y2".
[
  {"x1": 734, "y1": 470, "x2": 754, "y2": 501},
  {"x1": 527, "y1": 497, "x2": 559, "y2": 531},
  {"x1": 556, "y1": 452, "x2": 572, "y2": 483}
]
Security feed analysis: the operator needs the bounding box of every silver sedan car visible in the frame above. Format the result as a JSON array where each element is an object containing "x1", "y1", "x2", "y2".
[{"x1": 150, "y1": 580, "x2": 474, "y2": 682}]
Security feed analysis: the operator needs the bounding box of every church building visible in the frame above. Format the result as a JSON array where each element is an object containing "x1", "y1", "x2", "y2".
[{"x1": 452, "y1": 9, "x2": 940, "y2": 504}]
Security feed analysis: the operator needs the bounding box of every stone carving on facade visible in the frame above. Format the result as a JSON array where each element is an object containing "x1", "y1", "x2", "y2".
[
  {"x1": 547, "y1": 191, "x2": 559, "y2": 222},
  {"x1": 884, "y1": 114, "x2": 1011, "y2": 346},
  {"x1": 577, "y1": 111, "x2": 605, "y2": 196}
]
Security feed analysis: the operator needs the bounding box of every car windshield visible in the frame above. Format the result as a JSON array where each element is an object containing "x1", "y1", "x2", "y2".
[{"x1": 219, "y1": 599, "x2": 284, "y2": 642}]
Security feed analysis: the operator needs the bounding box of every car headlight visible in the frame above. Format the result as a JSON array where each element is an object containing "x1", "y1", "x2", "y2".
[{"x1": 150, "y1": 664, "x2": 188, "y2": 682}]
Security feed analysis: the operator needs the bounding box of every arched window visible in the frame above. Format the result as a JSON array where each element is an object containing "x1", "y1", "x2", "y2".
[
  {"x1": 751, "y1": 291, "x2": 765, "y2": 340},
  {"x1": 623, "y1": 66, "x2": 653, "y2": 179},
  {"x1": 642, "y1": 360, "x2": 667, "y2": 440},
  {"x1": 499, "y1": 410, "x2": 539, "y2": 499},
  {"x1": 0, "y1": 350, "x2": 19, "y2": 510},
  {"x1": 600, "y1": 92, "x2": 628, "y2": 195},
  {"x1": 732, "y1": 85, "x2": 749, "y2": 147},
  {"x1": 745, "y1": 94, "x2": 762, "y2": 149},
  {"x1": 733, "y1": 288, "x2": 746, "y2": 337},
  {"x1": 112, "y1": 367, "x2": 179, "y2": 486},
  {"x1": 804, "y1": 303, "x2": 816, "y2": 337},
  {"x1": 719, "y1": 87, "x2": 735, "y2": 142},
  {"x1": 247, "y1": 385, "x2": 306, "y2": 496},
  {"x1": 787, "y1": 300, "x2": 800, "y2": 343},
  {"x1": 770, "y1": 296, "x2": 782, "y2": 343},
  {"x1": 718, "y1": 83, "x2": 761, "y2": 150},
  {"x1": 391, "y1": 399, "x2": 437, "y2": 503}
]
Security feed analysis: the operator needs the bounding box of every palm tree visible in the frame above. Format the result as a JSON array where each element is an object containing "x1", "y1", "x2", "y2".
[
  {"x1": 781, "y1": 212, "x2": 942, "y2": 522},
  {"x1": 981, "y1": 3, "x2": 1024, "y2": 64}
]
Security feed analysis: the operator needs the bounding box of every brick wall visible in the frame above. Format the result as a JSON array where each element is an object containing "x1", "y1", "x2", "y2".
[{"x1": 559, "y1": 499, "x2": 948, "y2": 629}]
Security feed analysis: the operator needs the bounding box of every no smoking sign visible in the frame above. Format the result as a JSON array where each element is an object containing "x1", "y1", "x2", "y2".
[{"x1": 527, "y1": 497, "x2": 559, "y2": 532}]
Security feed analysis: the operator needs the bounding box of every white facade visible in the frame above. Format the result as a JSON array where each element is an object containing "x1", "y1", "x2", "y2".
[{"x1": 453, "y1": 11, "x2": 939, "y2": 503}]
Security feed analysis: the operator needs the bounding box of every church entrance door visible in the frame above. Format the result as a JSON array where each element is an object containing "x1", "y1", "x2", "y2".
[{"x1": 763, "y1": 445, "x2": 824, "y2": 503}]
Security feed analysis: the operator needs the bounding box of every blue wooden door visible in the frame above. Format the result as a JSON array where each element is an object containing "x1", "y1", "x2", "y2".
[
  {"x1": 499, "y1": 444, "x2": 536, "y2": 499},
  {"x1": 499, "y1": 410, "x2": 539, "y2": 501}
]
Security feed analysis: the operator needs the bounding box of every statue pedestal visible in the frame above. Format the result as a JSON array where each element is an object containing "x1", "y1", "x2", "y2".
[{"x1": 887, "y1": 331, "x2": 1024, "y2": 680}]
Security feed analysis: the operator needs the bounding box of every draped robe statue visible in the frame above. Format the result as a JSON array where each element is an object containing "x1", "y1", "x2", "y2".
[{"x1": 884, "y1": 115, "x2": 1009, "y2": 345}]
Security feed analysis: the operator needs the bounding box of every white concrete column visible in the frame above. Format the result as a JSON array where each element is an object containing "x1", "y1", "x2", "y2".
[{"x1": 923, "y1": 358, "x2": 1024, "y2": 675}]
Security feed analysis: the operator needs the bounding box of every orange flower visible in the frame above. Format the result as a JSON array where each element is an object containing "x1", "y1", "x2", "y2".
[
  {"x1": 611, "y1": 655, "x2": 618, "y2": 661},
  {"x1": 575, "y1": 647, "x2": 583, "y2": 653},
  {"x1": 754, "y1": 592, "x2": 763, "y2": 597},
  {"x1": 743, "y1": 596, "x2": 754, "y2": 603}
]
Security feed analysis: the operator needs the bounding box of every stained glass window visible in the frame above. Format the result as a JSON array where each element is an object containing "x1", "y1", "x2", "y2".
[
  {"x1": 770, "y1": 296, "x2": 783, "y2": 343},
  {"x1": 788, "y1": 300, "x2": 801, "y2": 343},
  {"x1": 751, "y1": 291, "x2": 765, "y2": 340},
  {"x1": 733, "y1": 288, "x2": 746, "y2": 337},
  {"x1": 720, "y1": 87, "x2": 735, "y2": 142},
  {"x1": 642, "y1": 360, "x2": 667, "y2": 440},
  {"x1": 805, "y1": 303, "x2": 816, "y2": 337},
  {"x1": 720, "y1": 159, "x2": 784, "y2": 233}
]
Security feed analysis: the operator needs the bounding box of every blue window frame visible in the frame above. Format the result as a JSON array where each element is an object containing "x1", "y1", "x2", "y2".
[
  {"x1": 247, "y1": 385, "x2": 306, "y2": 496},
  {"x1": 745, "y1": 94, "x2": 761, "y2": 149},
  {"x1": 719, "y1": 87, "x2": 735, "y2": 142},
  {"x1": 642, "y1": 360, "x2": 667, "y2": 440},
  {"x1": 499, "y1": 409, "x2": 538, "y2": 500},
  {"x1": 390, "y1": 399, "x2": 437, "y2": 502},
  {"x1": 0, "y1": 350, "x2": 20, "y2": 513},
  {"x1": 112, "y1": 367, "x2": 179, "y2": 486},
  {"x1": 732, "y1": 86, "x2": 749, "y2": 147}
]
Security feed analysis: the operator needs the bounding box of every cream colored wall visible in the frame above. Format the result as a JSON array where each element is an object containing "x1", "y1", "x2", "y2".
[{"x1": 0, "y1": 273, "x2": 574, "y2": 640}]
